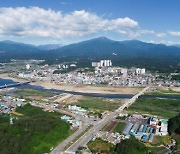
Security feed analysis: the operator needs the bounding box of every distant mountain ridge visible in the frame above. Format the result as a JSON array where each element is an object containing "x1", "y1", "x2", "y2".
[
  {"x1": 173, "y1": 44, "x2": 180, "y2": 48},
  {"x1": 0, "y1": 37, "x2": 180, "y2": 72},
  {"x1": 37, "y1": 44, "x2": 63, "y2": 50}
]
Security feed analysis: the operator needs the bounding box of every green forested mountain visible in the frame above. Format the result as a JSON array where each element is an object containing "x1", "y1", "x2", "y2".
[{"x1": 0, "y1": 37, "x2": 180, "y2": 73}]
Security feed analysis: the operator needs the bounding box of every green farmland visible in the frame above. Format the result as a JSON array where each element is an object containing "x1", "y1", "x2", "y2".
[
  {"x1": 75, "y1": 96, "x2": 123, "y2": 112},
  {"x1": 126, "y1": 98, "x2": 180, "y2": 118},
  {"x1": 88, "y1": 138, "x2": 114, "y2": 153},
  {"x1": 16, "y1": 89, "x2": 54, "y2": 97},
  {"x1": 112, "y1": 122, "x2": 126, "y2": 133}
]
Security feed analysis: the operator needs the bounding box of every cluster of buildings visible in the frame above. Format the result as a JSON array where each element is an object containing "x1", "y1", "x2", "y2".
[
  {"x1": 15, "y1": 60, "x2": 180, "y2": 87},
  {"x1": 18, "y1": 63, "x2": 77, "y2": 80},
  {"x1": 135, "y1": 68, "x2": 146, "y2": 75},
  {"x1": 0, "y1": 96, "x2": 26, "y2": 114},
  {"x1": 50, "y1": 67, "x2": 153, "y2": 86},
  {"x1": 57, "y1": 63, "x2": 76, "y2": 69},
  {"x1": 95, "y1": 114, "x2": 169, "y2": 148},
  {"x1": 156, "y1": 80, "x2": 180, "y2": 87},
  {"x1": 68, "y1": 105, "x2": 88, "y2": 116},
  {"x1": 123, "y1": 114, "x2": 168, "y2": 143},
  {"x1": 61, "y1": 115, "x2": 82, "y2": 128},
  {"x1": 96, "y1": 131, "x2": 124, "y2": 145}
]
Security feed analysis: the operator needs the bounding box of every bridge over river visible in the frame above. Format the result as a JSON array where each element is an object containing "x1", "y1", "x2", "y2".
[{"x1": 0, "y1": 81, "x2": 31, "y2": 89}]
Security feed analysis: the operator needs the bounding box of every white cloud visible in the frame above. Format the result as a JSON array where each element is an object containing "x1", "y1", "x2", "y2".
[
  {"x1": 0, "y1": 7, "x2": 168, "y2": 39},
  {"x1": 168, "y1": 31, "x2": 180, "y2": 37},
  {"x1": 0, "y1": 7, "x2": 140, "y2": 38}
]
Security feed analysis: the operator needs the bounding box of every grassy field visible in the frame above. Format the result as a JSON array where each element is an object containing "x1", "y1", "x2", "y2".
[
  {"x1": 112, "y1": 122, "x2": 126, "y2": 133},
  {"x1": 75, "y1": 96, "x2": 123, "y2": 112},
  {"x1": 152, "y1": 135, "x2": 171, "y2": 146},
  {"x1": 16, "y1": 89, "x2": 54, "y2": 97},
  {"x1": 146, "y1": 88, "x2": 180, "y2": 97},
  {"x1": 0, "y1": 104, "x2": 71, "y2": 154},
  {"x1": 87, "y1": 138, "x2": 114, "y2": 153},
  {"x1": 149, "y1": 146, "x2": 169, "y2": 154},
  {"x1": 126, "y1": 98, "x2": 180, "y2": 118}
]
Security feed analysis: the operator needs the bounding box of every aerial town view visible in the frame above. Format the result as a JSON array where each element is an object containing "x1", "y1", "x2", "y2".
[{"x1": 0, "y1": 0, "x2": 180, "y2": 154}]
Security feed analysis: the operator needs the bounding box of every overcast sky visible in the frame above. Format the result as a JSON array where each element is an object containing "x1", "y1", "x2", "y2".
[{"x1": 0, "y1": 0, "x2": 180, "y2": 45}]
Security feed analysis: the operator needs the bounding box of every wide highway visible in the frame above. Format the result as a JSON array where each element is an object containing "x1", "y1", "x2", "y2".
[{"x1": 52, "y1": 86, "x2": 150, "y2": 154}]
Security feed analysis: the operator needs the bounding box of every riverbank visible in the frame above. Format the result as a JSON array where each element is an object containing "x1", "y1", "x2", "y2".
[
  {"x1": 30, "y1": 81, "x2": 141, "y2": 95},
  {"x1": 0, "y1": 73, "x2": 141, "y2": 95},
  {"x1": 0, "y1": 73, "x2": 27, "y2": 83}
]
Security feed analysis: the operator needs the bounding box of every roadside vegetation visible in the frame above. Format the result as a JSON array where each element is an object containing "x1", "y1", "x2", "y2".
[
  {"x1": 0, "y1": 104, "x2": 71, "y2": 154},
  {"x1": 102, "y1": 121, "x2": 118, "y2": 132},
  {"x1": 64, "y1": 125, "x2": 92, "y2": 151},
  {"x1": 116, "y1": 116, "x2": 127, "y2": 120}
]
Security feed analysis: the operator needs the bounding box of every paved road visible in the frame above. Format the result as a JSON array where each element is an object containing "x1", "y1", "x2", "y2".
[
  {"x1": 64, "y1": 86, "x2": 150, "y2": 153},
  {"x1": 32, "y1": 103, "x2": 95, "y2": 154},
  {"x1": 50, "y1": 86, "x2": 149, "y2": 154},
  {"x1": 65, "y1": 114, "x2": 116, "y2": 154},
  {"x1": 52, "y1": 124, "x2": 89, "y2": 154},
  {"x1": 0, "y1": 81, "x2": 30, "y2": 89}
]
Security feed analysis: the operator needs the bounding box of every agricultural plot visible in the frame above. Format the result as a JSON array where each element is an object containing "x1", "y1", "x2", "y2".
[
  {"x1": 126, "y1": 98, "x2": 180, "y2": 118},
  {"x1": 103, "y1": 121, "x2": 118, "y2": 132},
  {"x1": 112, "y1": 122, "x2": 126, "y2": 133},
  {"x1": 87, "y1": 138, "x2": 114, "y2": 153},
  {"x1": 75, "y1": 96, "x2": 124, "y2": 112}
]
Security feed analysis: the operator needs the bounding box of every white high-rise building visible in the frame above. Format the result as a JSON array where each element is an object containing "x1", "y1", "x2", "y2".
[
  {"x1": 136, "y1": 68, "x2": 146, "y2": 75},
  {"x1": 26, "y1": 64, "x2": 30, "y2": 70},
  {"x1": 141, "y1": 68, "x2": 146, "y2": 74},
  {"x1": 100, "y1": 60, "x2": 104, "y2": 67},
  {"x1": 92, "y1": 60, "x2": 112, "y2": 67}
]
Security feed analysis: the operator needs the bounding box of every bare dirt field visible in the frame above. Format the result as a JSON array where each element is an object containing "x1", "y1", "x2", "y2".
[{"x1": 30, "y1": 81, "x2": 142, "y2": 94}]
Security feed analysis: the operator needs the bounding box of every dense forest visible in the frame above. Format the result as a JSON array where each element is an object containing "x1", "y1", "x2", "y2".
[
  {"x1": 168, "y1": 114, "x2": 180, "y2": 151},
  {"x1": 112, "y1": 137, "x2": 149, "y2": 154},
  {"x1": 168, "y1": 114, "x2": 180, "y2": 135},
  {"x1": 0, "y1": 104, "x2": 70, "y2": 154}
]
